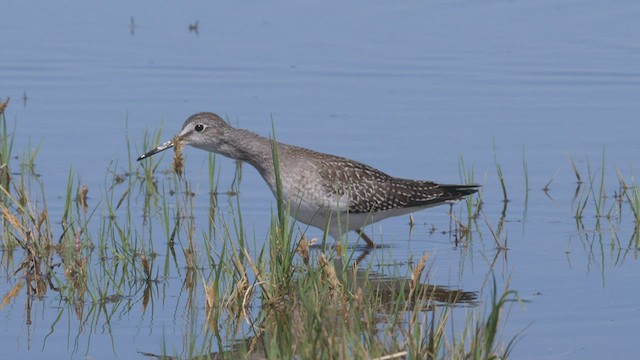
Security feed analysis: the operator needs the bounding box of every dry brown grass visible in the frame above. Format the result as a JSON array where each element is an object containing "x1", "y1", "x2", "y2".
[
  {"x1": 172, "y1": 135, "x2": 184, "y2": 176},
  {"x1": 0, "y1": 98, "x2": 8, "y2": 115}
]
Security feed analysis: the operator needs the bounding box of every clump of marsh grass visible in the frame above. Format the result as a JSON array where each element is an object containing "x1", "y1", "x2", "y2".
[
  {"x1": 20, "y1": 139, "x2": 41, "y2": 175},
  {"x1": 0, "y1": 170, "x2": 56, "y2": 300},
  {"x1": 194, "y1": 223, "x2": 512, "y2": 359},
  {"x1": 0, "y1": 109, "x2": 168, "y2": 315},
  {"x1": 480, "y1": 207, "x2": 509, "y2": 252},
  {"x1": 569, "y1": 150, "x2": 621, "y2": 226},
  {"x1": 617, "y1": 170, "x2": 640, "y2": 223},
  {"x1": 77, "y1": 183, "x2": 89, "y2": 213},
  {"x1": 568, "y1": 156, "x2": 582, "y2": 184},
  {"x1": 451, "y1": 154, "x2": 482, "y2": 247},
  {"x1": 137, "y1": 125, "x2": 167, "y2": 197},
  {"x1": 586, "y1": 148, "x2": 607, "y2": 221},
  {"x1": 0, "y1": 97, "x2": 9, "y2": 115},
  {"x1": 493, "y1": 138, "x2": 508, "y2": 203},
  {"x1": 452, "y1": 279, "x2": 522, "y2": 359},
  {"x1": 0, "y1": 99, "x2": 15, "y2": 198},
  {"x1": 458, "y1": 154, "x2": 480, "y2": 219}
]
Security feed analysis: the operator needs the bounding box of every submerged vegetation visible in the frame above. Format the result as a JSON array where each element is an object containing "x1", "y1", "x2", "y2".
[{"x1": 0, "y1": 103, "x2": 638, "y2": 358}]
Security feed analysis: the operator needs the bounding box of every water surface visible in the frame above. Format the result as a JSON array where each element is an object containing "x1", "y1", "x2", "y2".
[{"x1": 1, "y1": 1, "x2": 639, "y2": 359}]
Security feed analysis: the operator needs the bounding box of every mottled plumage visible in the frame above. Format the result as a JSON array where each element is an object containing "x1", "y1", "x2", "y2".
[{"x1": 138, "y1": 112, "x2": 479, "y2": 247}]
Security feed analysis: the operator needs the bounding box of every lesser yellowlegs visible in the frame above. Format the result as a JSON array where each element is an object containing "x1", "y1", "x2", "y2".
[{"x1": 138, "y1": 112, "x2": 479, "y2": 247}]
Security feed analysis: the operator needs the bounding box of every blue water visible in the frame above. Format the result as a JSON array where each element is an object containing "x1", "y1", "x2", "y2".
[{"x1": 1, "y1": 0, "x2": 640, "y2": 358}]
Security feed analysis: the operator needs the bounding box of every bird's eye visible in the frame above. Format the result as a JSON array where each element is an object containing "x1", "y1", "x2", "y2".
[{"x1": 194, "y1": 124, "x2": 205, "y2": 132}]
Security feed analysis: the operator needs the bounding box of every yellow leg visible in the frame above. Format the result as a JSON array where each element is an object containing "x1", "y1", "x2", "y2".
[{"x1": 355, "y1": 228, "x2": 375, "y2": 248}]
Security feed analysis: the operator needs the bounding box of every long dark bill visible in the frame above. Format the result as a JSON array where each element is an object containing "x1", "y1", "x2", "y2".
[{"x1": 137, "y1": 140, "x2": 174, "y2": 161}]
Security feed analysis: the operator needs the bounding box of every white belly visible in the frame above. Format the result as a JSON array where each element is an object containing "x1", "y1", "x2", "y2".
[{"x1": 287, "y1": 197, "x2": 430, "y2": 240}]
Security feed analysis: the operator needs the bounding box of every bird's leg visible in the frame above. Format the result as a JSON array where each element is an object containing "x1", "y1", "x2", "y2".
[{"x1": 355, "y1": 228, "x2": 375, "y2": 248}]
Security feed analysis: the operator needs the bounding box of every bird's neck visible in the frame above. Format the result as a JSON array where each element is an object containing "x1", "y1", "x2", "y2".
[{"x1": 222, "y1": 128, "x2": 277, "y2": 177}]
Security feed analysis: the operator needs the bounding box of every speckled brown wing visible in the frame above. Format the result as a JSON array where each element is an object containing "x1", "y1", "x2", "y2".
[{"x1": 316, "y1": 156, "x2": 478, "y2": 214}]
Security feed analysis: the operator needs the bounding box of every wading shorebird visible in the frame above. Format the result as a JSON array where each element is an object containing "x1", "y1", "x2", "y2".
[{"x1": 138, "y1": 112, "x2": 479, "y2": 247}]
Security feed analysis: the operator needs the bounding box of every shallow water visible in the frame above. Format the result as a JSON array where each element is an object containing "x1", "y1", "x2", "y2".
[{"x1": 2, "y1": 0, "x2": 640, "y2": 359}]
